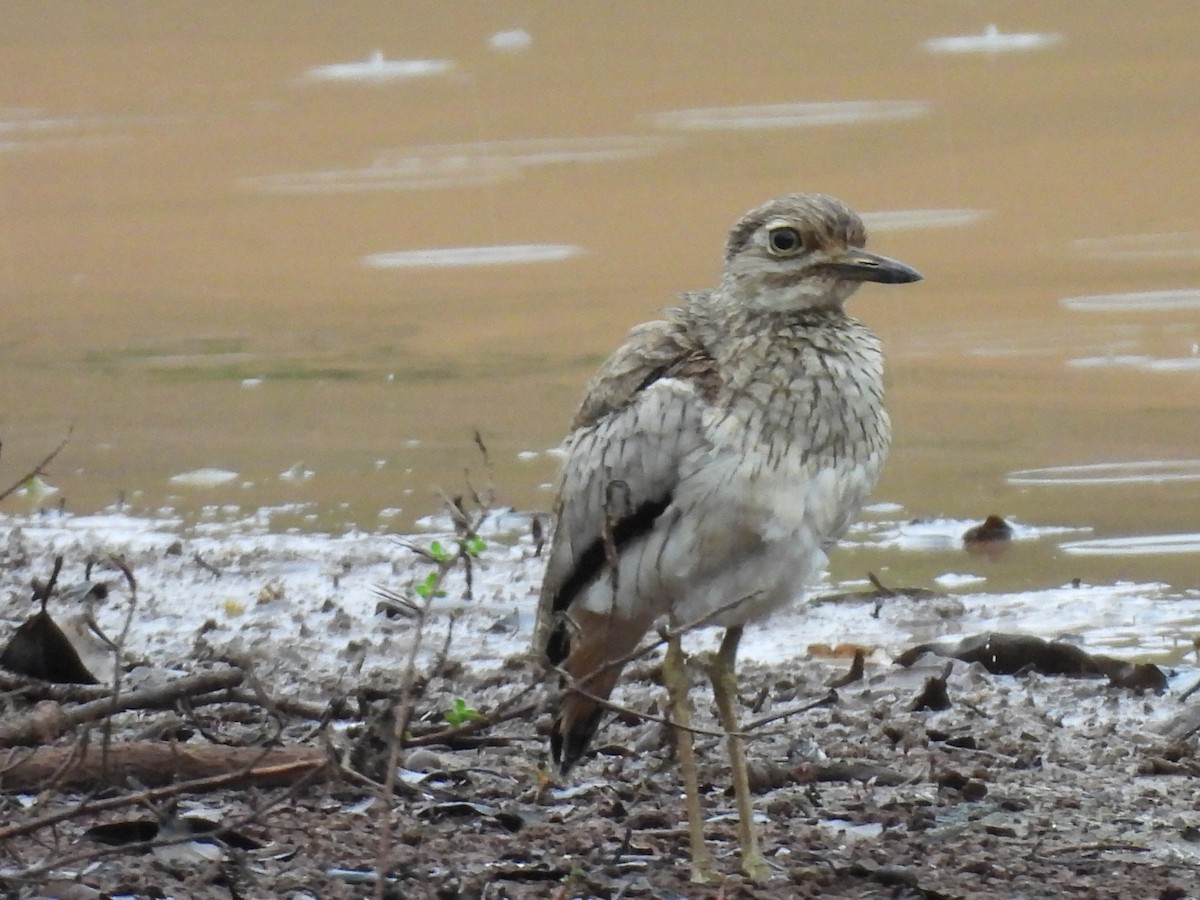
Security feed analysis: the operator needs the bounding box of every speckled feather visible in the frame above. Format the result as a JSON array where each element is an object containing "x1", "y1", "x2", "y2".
[{"x1": 535, "y1": 192, "x2": 918, "y2": 770}]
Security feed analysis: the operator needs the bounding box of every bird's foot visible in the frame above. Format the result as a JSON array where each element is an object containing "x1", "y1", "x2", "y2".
[
  {"x1": 740, "y1": 849, "x2": 771, "y2": 883},
  {"x1": 688, "y1": 853, "x2": 718, "y2": 885}
]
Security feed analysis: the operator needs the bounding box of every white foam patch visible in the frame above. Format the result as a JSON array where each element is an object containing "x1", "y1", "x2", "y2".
[
  {"x1": 168, "y1": 468, "x2": 239, "y2": 488},
  {"x1": 1062, "y1": 289, "x2": 1200, "y2": 313},
  {"x1": 1061, "y1": 533, "x2": 1200, "y2": 557},
  {"x1": 652, "y1": 100, "x2": 929, "y2": 131},
  {"x1": 924, "y1": 25, "x2": 1062, "y2": 55},
  {"x1": 362, "y1": 244, "x2": 582, "y2": 269},
  {"x1": 861, "y1": 209, "x2": 989, "y2": 231},
  {"x1": 300, "y1": 52, "x2": 453, "y2": 84},
  {"x1": 1009, "y1": 460, "x2": 1200, "y2": 486}
]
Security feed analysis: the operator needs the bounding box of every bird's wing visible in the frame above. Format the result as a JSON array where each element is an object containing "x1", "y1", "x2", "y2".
[{"x1": 534, "y1": 311, "x2": 716, "y2": 659}]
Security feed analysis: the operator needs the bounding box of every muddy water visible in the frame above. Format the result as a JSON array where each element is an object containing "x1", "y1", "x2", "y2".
[{"x1": 1, "y1": 4, "x2": 1198, "y2": 594}]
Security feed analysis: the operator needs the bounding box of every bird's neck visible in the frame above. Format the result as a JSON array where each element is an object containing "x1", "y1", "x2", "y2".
[{"x1": 680, "y1": 291, "x2": 854, "y2": 355}]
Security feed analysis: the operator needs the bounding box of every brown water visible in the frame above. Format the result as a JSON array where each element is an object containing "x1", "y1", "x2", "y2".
[{"x1": 2, "y1": 3, "x2": 1198, "y2": 591}]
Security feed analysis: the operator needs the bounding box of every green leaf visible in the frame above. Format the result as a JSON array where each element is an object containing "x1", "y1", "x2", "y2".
[
  {"x1": 442, "y1": 697, "x2": 484, "y2": 727},
  {"x1": 414, "y1": 571, "x2": 445, "y2": 600}
]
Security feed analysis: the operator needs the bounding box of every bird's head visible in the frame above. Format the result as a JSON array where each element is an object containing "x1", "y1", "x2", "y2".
[{"x1": 720, "y1": 193, "x2": 922, "y2": 312}]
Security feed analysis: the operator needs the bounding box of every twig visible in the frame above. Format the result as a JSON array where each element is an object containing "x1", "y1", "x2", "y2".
[
  {"x1": 0, "y1": 750, "x2": 325, "y2": 842},
  {"x1": 0, "y1": 667, "x2": 244, "y2": 747},
  {"x1": 0, "y1": 431, "x2": 71, "y2": 504},
  {"x1": 2, "y1": 754, "x2": 328, "y2": 880},
  {"x1": 743, "y1": 690, "x2": 838, "y2": 732},
  {"x1": 98, "y1": 555, "x2": 138, "y2": 784}
]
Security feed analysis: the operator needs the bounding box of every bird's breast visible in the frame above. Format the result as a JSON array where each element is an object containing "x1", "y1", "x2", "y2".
[{"x1": 694, "y1": 330, "x2": 890, "y2": 543}]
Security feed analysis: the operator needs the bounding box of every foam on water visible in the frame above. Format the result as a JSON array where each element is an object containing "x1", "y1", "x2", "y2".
[{"x1": 652, "y1": 100, "x2": 929, "y2": 131}]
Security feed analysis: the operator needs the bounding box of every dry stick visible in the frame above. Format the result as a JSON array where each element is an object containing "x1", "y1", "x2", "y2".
[
  {"x1": 97, "y1": 556, "x2": 139, "y2": 790},
  {"x1": 4, "y1": 755, "x2": 330, "y2": 881},
  {"x1": 0, "y1": 752, "x2": 325, "y2": 843},
  {"x1": 742, "y1": 689, "x2": 839, "y2": 732},
  {"x1": 373, "y1": 585, "x2": 435, "y2": 900},
  {"x1": 0, "y1": 742, "x2": 327, "y2": 792},
  {"x1": 0, "y1": 667, "x2": 244, "y2": 747},
  {"x1": 0, "y1": 431, "x2": 71, "y2": 504}
]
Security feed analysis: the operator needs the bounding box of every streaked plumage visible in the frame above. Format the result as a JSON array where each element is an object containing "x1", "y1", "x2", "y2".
[{"x1": 534, "y1": 192, "x2": 921, "y2": 881}]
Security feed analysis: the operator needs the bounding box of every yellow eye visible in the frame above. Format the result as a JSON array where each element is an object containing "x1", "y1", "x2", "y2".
[{"x1": 767, "y1": 226, "x2": 804, "y2": 255}]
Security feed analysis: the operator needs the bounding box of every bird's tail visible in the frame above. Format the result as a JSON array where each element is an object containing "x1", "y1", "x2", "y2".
[{"x1": 549, "y1": 610, "x2": 647, "y2": 773}]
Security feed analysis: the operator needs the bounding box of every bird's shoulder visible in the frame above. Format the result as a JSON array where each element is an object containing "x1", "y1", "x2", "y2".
[{"x1": 572, "y1": 297, "x2": 718, "y2": 431}]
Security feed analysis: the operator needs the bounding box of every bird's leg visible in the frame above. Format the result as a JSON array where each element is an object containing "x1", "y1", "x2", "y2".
[
  {"x1": 707, "y1": 625, "x2": 770, "y2": 882},
  {"x1": 662, "y1": 632, "x2": 715, "y2": 884}
]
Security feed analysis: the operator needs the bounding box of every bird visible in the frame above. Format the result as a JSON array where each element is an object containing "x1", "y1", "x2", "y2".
[{"x1": 533, "y1": 192, "x2": 922, "y2": 882}]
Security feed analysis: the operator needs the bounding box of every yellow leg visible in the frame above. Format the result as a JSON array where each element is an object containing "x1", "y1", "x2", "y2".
[
  {"x1": 662, "y1": 633, "x2": 716, "y2": 884},
  {"x1": 708, "y1": 626, "x2": 770, "y2": 882}
]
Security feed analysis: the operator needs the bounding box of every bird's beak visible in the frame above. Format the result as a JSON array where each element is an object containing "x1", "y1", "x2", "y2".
[{"x1": 821, "y1": 249, "x2": 923, "y2": 284}]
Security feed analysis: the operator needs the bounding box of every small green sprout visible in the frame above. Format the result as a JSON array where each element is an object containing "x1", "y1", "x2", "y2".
[
  {"x1": 427, "y1": 540, "x2": 454, "y2": 564},
  {"x1": 463, "y1": 534, "x2": 486, "y2": 558},
  {"x1": 414, "y1": 571, "x2": 446, "y2": 600},
  {"x1": 442, "y1": 697, "x2": 485, "y2": 727}
]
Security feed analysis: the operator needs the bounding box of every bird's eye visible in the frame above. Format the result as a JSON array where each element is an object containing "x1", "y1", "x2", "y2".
[{"x1": 767, "y1": 226, "x2": 804, "y2": 256}]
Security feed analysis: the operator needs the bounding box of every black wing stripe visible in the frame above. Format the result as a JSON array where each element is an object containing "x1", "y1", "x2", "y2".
[{"x1": 545, "y1": 493, "x2": 672, "y2": 665}]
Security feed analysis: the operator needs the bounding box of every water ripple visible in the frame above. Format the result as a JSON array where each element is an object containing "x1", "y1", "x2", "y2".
[
  {"x1": 300, "y1": 51, "x2": 454, "y2": 84},
  {"x1": 1009, "y1": 460, "x2": 1200, "y2": 486},
  {"x1": 362, "y1": 244, "x2": 582, "y2": 269},
  {"x1": 924, "y1": 25, "x2": 1062, "y2": 55},
  {"x1": 1060, "y1": 533, "x2": 1200, "y2": 556},
  {"x1": 652, "y1": 100, "x2": 929, "y2": 131},
  {"x1": 1062, "y1": 289, "x2": 1200, "y2": 312}
]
